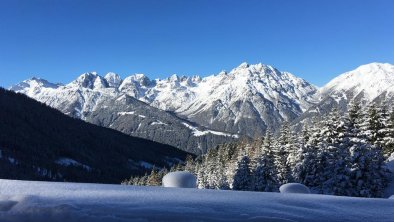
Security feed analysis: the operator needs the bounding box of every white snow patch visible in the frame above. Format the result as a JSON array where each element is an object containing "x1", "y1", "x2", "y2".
[
  {"x1": 117, "y1": 111, "x2": 135, "y2": 116},
  {"x1": 182, "y1": 122, "x2": 239, "y2": 138},
  {"x1": 150, "y1": 120, "x2": 167, "y2": 126}
]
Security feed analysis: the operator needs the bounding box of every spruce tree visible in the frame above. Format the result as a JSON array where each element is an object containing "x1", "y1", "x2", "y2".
[
  {"x1": 232, "y1": 149, "x2": 251, "y2": 191},
  {"x1": 274, "y1": 122, "x2": 293, "y2": 185},
  {"x1": 253, "y1": 131, "x2": 278, "y2": 192}
]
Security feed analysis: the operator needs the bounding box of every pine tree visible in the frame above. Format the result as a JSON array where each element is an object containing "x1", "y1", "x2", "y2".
[
  {"x1": 274, "y1": 122, "x2": 293, "y2": 185},
  {"x1": 232, "y1": 150, "x2": 251, "y2": 191},
  {"x1": 347, "y1": 102, "x2": 390, "y2": 197},
  {"x1": 184, "y1": 155, "x2": 195, "y2": 173},
  {"x1": 319, "y1": 108, "x2": 346, "y2": 194},
  {"x1": 252, "y1": 131, "x2": 278, "y2": 192},
  {"x1": 214, "y1": 146, "x2": 229, "y2": 189},
  {"x1": 205, "y1": 148, "x2": 218, "y2": 189},
  {"x1": 384, "y1": 106, "x2": 394, "y2": 156},
  {"x1": 293, "y1": 125, "x2": 312, "y2": 184},
  {"x1": 146, "y1": 166, "x2": 161, "y2": 186}
]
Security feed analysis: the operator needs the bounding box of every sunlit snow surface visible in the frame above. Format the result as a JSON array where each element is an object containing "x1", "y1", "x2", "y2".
[{"x1": 0, "y1": 179, "x2": 394, "y2": 222}]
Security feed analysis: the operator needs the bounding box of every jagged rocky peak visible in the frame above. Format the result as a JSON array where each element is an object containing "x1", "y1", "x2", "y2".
[
  {"x1": 104, "y1": 72, "x2": 122, "y2": 88},
  {"x1": 69, "y1": 72, "x2": 100, "y2": 89},
  {"x1": 237, "y1": 62, "x2": 249, "y2": 69},
  {"x1": 229, "y1": 62, "x2": 282, "y2": 80},
  {"x1": 127, "y1": 74, "x2": 152, "y2": 86}
]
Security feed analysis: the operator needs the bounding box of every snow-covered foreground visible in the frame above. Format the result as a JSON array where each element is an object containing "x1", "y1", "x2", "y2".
[{"x1": 0, "y1": 179, "x2": 393, "y2": 222}]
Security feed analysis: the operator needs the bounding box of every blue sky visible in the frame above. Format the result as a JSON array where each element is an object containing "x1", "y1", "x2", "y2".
[{"x1": 1, "y1": 0, "x2": 393, "y2": 87}]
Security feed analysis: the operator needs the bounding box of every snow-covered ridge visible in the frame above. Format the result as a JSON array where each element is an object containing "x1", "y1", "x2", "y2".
[
  {"x1": 320, "y1": 62, "x2": 394, "y2": 101},
  {"x1": 9, "y1": 62, "x2": 318, "y2": 139}
]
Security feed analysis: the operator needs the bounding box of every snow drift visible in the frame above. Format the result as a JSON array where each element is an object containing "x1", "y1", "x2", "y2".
[
  {"x1": 162, "y1": 171, "x2": 196, "y2": 188},
  {"x1": 1, "y1": 179, "x2": 394, "y2": 222},
  {"x1": 279, "y1": 183, "x2": 311, "y2": 194}
]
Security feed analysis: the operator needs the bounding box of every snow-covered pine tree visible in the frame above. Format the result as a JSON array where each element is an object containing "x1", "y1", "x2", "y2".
[
  {"x1": 225, "y1": 143, "x2": 239, "y2": 189},
  {"x1": 383, "y1": 106, "x2": 394, "y2": 156},
  {"x1": 293, "y1": 125, "x2": 313, "y2": 184},
  {"x1": 146, "y1": 166, "x2": 161, "y2": 186},
  {"x1": 252, "y1": 131, "x2": 278, "y2": 192},
  {"x1": 274, "y1": 122, "x2": 293, "y2": 185},
  {"x1": 348, "y1": 102, "x2": 390, "y2": 197},
  {"x1": 232, "y1": 149, "x2": 251, "y2": 191},
  {"x1": 315, "y1": 108, "x2": 349, "y2": 195},
  {"x1": 184, "y1": 155, "x2": 195, "y2": 173},
  {"x1": 196, "y1": 161, "x2": 208, "y2": 189},
  {"x1": 215, "y1": 145, "x2": 230, "y2": 189},
  {"x1": 205, "y1": 148, "x2": 219, "y2": 189},
  {"x1": 376, "y1": 105, "x2": 394, "y2": 157}
]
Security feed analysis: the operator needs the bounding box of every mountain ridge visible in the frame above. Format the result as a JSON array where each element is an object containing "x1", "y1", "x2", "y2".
[{"x1": 10, "y1": 62, "x2": 394, "y2": 153}]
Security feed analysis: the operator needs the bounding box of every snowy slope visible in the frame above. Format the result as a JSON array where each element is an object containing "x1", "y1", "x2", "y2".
[{"x1": 0, "y1": 179, "x2": 393, "y2": 222}]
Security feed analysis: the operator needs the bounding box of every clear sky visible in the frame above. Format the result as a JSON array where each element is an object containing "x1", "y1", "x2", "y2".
[{"x1": 1, "y1": 0, "x2": 393, "y2": 88}]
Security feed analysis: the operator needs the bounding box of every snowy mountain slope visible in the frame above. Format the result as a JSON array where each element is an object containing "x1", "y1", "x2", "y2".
[
  {"x1": 172, "y1": 63, "x2": 318, "y2": 136},
  {"x1": 10, "y1": 73, "x2": 239, "y2": 154},
  {"x1": 293, "y1": 63, "x2": 394, "y2": 128},
  {"x1": 85, "y1": 94, "x2": 238, "y2": 154},
  {"x1": 115, "y1": 63, "x2": 317, "y2": 136},
  {"x1": 1, "y1": 179, "x2": 394, "y2": 222}
]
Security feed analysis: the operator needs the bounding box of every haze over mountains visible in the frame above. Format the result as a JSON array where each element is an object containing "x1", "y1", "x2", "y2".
[{"x1": 10, "y1": 62, "x2": 394, "y2": 154}]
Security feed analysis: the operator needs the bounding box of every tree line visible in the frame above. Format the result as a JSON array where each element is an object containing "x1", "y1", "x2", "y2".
[{"x1": 123, "y1": 102, "x2": 393, "y2": 197}]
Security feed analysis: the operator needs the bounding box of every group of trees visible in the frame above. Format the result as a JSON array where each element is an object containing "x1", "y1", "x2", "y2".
[{"x1": 123, "y1": 102, "x2": 394, "y2": 198}]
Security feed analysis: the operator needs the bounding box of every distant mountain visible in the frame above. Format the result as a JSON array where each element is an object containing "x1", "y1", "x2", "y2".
[
  {"x1": 294, "y1": 63, "x2": 394, "y2": 127},
  {"x1": 111, "y1": 63, "x2": 317, "y2": 136},
  {"x1": 0, "y1": 88, "x2": 190, "y2": 183},
  {"x1": 10, "y1": 63, "x2": 317, "y2": 153}
]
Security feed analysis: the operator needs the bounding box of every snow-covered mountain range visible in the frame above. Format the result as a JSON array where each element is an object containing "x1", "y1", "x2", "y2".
[{"x1": 10, "y1": 62, "x2": 394, "y2": 153}]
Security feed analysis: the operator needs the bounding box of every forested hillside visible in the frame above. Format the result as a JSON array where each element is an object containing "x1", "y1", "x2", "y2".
[
  {"x1": 125, "y1": 102, "x2": 393, "y2": 198},
  {"x1": 0, "y1": 88, "x2": 190, "y2": 183}
]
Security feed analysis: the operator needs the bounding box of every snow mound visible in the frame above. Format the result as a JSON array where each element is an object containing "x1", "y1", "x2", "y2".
[
  {"x1": 280, "y1": 183, "x2": 310, "y2": 194},
  {"x1": 162, "y1": 171, "x2": 196, "y2": 188},
  {"x1": 390, "y1": 195, "x2": 394, "y2": 199}
]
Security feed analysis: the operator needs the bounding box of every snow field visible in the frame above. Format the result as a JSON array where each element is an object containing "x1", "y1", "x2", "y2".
[{"x1": 0, "y1": 179, "x2": 394, "y2": 222}]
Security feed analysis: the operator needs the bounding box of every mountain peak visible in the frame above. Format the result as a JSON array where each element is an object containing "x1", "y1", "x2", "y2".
[
  {"x1": 9, "y1": 77, "x2": 60, "y2": 92},
  {"x1": 237, "y1": 62, "x2": 249, "y2": 68},
  {"x1": 355, "y1": 62, "x2": 394, "y2": 73},
  {"x1": 320, "y1": 62, "x2": 394, "y2": 100},
  {"x1": 69, "y1": 72, "x2": 103, "y2": 89},
  {"x1": 104, "y1": 72, "x2": 122, "y2": 88}
]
